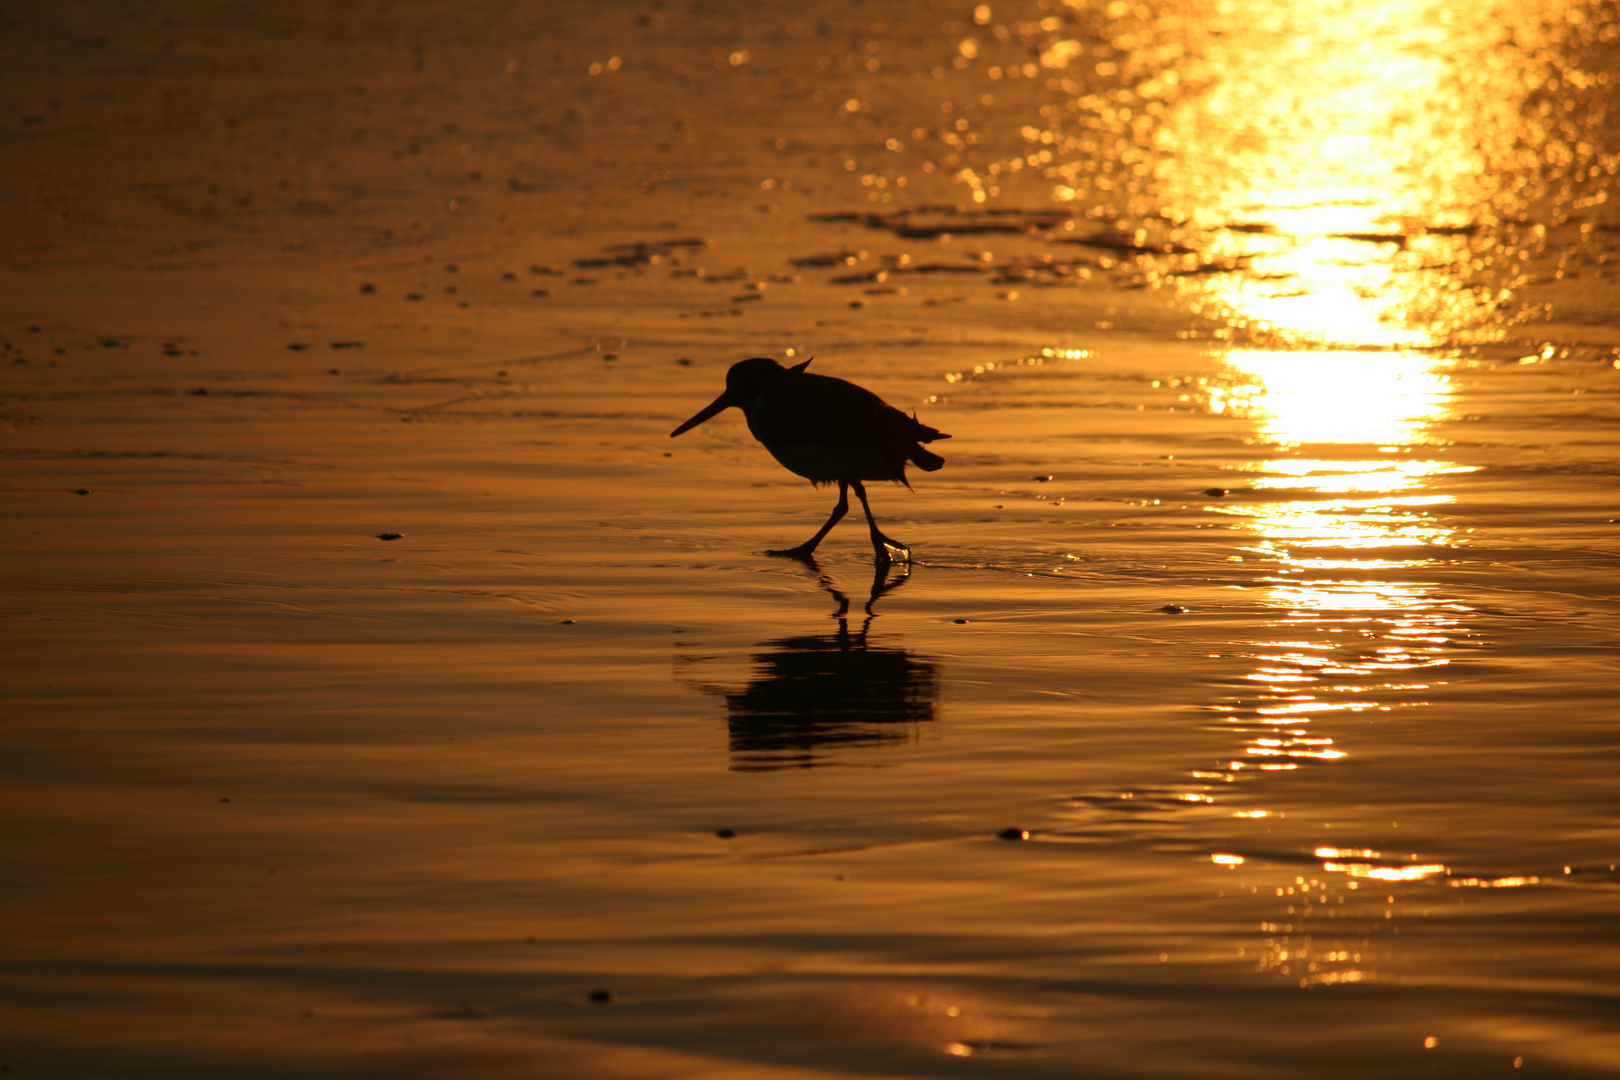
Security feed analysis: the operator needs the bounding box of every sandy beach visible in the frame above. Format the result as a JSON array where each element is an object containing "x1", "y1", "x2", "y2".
[{"x1": 4, "y1": 1, "x2": 1620, "y2": 1076}]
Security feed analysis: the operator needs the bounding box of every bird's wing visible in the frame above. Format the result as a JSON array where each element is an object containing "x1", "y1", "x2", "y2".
[{"x1": 763, "y1": 373, "x2": 947, "y2": 447}]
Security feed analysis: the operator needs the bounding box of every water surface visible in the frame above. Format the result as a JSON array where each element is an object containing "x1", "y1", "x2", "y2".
[{"x1": 3, "y1": 1, "x2": 1619, "y2": 1077}]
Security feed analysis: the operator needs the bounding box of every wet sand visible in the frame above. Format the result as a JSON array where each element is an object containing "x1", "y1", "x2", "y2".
[{"x1": 4, "y1": 1, "x2": 1620, "y2": 1077}]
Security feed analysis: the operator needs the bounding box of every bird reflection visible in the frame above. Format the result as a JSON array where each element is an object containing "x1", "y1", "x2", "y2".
[{"x1": 720, "y1": 563, "x2": 939, "y2": 772}]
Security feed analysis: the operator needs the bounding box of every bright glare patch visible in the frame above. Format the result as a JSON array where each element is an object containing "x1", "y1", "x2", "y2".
[
  {"x1": 1040, "y1": 39, "x2": 1083, "y2": 68},
  {"x1": 1323, "y1": 861, "x2": 1447, "y2": 881},
  {"x1": 1449, "y1": 875, "x2": 1541, "y2": 888},
  {"x1": 1219, "y1": 350, "x2": 1453, "y2": 447}
]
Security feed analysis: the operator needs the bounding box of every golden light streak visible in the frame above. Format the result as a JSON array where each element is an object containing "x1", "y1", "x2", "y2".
[{"x1": 1323, "y1": 861, "x2": 1448, "y2": 881}]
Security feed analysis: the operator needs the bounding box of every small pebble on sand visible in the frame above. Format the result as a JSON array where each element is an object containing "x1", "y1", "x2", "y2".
[
  {"x1": 998, "y1": 828, "x2": 1030, "y2": 841},
  {"x1": 1160, "y1": 604, "x2": 1188, "y2": 614},
  {"x1": 377, "y1": 532, "x2": 404, "y2": 541}
]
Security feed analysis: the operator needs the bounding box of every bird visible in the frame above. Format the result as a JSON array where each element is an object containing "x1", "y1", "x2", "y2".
[{"x1": 670, "y1": 357, "x2": 949, "y2": 563}]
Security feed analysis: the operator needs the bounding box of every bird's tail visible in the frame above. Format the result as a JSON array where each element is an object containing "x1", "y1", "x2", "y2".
[{"x1": 909, "y1": 445, "x2": 946, "y2": 472}]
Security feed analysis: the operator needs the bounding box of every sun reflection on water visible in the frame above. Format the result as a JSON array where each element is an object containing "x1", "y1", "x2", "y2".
[
  {"x1": 927, "y1": 0, "x2": 1604, "y2": 987},
  {"x1": 1182, "y1": 338, "x2": 1495, "y2": 985},
  {"x1": 888, "y1": 0, "x2": 1619, "y2": 348},
  {"x1": 1194, "y1": 346, "x2": 1474, "y2": 795},
  {"x1": 1145, "y1": 0, "x2": 1545, "y2": 347},
  {"x1": 1209, "y1": 350, "x2": 1454, "y2": 446}
]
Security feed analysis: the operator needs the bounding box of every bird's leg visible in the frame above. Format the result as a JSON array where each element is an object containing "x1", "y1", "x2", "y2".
[
  {"x1": 767, "y1": 481, "x2": 848, "y2": 560},
  {"x1": 851, "y1": 480, "x2": 910, "y2": 563},
  {"x1": 865, "y1": 559, "x2": 910, "y2": 617}
]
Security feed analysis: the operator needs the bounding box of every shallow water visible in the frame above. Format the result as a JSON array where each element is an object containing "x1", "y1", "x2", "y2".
[{"x1": 3, "y1": 1, "x2": 1620, "y2": 1077}]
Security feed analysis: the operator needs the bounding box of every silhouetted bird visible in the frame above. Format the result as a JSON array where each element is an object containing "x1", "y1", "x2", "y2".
[{"x1": 670, "y1": 357, "x2": 949, "y2": 562}]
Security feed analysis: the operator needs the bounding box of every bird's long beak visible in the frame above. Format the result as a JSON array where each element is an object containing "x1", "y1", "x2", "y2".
[{"x1": 670, "y1": 391, "x2": 736, "y2": 437}]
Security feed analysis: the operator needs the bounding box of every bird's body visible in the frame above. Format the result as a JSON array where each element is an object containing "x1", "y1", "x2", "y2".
[
  {"x1": 737, "y1": 364, "x2": 946, "y2": 485},
  {"x1": 671, "y1": 357, "x2": 949, "y2": 562}
]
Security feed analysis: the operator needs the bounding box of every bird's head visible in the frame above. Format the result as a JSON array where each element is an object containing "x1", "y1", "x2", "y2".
[
  {"x1": 670, "y1": 357, "x2": 804, "y2": 437},
  {"x1": 724, "y1": 356, "x2": 791, "y2": 398}
]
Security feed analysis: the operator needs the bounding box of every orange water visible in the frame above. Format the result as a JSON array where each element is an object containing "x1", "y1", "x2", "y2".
[{"x1": 3, "y1": 1, "x2": 1619, "y2": 1076}]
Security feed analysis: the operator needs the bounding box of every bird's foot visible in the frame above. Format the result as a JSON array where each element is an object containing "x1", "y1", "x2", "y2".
[
  {"x1": 873, "y1": 537, "x2": 911, "y2": 564},
  {"x1": 766, "y1": 544, "x2": 822, "y2": 563}
]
